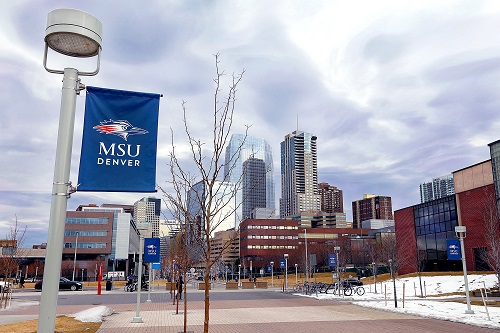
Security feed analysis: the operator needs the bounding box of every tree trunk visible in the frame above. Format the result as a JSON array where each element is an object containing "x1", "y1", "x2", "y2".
[{"x1": 203, "y1": 270, "x2": 210, "y2": 333}]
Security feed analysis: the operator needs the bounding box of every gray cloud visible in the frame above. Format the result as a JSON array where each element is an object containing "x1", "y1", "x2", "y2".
[{"x1": 1, "y1": 0, "x2": 500, "y2": 246}]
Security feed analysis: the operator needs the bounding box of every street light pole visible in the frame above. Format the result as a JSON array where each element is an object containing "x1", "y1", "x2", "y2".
[
  {"x1": 456, "y1": 226, "x2": 474, "y2": 314},
  {"x1": 389, "y1": 259, "x2": 397, "y2": 308},
  {"x1": 72, "y1": 232, "x2": 79, "y2": 281},
  {"x1": 334, "y1": 246, "x2": 340, "y2": 297},
  {"x1": 133, "y1": 234, "x2": 145, "y2": 322},
  {"x1": 284, "y1": 253, "x2": 288, "y2": 290},
  {"x1": 38, "y1": 9, "x2": 102, "y2": 333},
  {"x1": 238, "y1": 264, "x2": 241, "y2": 287},
  {"x1": 270, "y1": 261, "x2": 274, "y2": 287},
  {"x1": 295, "y1": 264, "x2": 298, "y2": 285}
]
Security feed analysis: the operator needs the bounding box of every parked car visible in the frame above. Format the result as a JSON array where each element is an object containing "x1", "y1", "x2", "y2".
[
  {"x1": 0, "y1": 281, "x2": 11, "y2": 292},
  {"x1": 34, "y1": 277, "x2": 83, "y2": 291},
  {"x1": 343, "y1": 278, "x2": 363, "y2": 286}
]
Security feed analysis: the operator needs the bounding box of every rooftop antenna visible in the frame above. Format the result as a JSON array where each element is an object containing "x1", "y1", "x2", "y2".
[{"x1": 296, "y1": 114, "x2": 299, "y2": 133}]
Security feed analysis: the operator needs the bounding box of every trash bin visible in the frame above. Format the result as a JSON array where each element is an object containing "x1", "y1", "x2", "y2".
[{"x1": 106, "y1": 280, "x2": 112, "y2": 291}]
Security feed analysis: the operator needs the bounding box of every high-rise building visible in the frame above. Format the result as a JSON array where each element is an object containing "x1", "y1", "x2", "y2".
[
  {"x1": 224, "y1": 134, "x2": 275, "y2": 225},
  {"x1": 280, "y1": 130, "x2": 321, "y2": 218},
  {"x1": 134, "y1": 197, "x2": 161, "y2": 238},
  {"x1": 419, "y1": 174, "x2": 455, "y2": 203},
  {"x1": 187, "y1": 180, "x2": 236, "y2": 235},
  {"x1": 318, "y1": 182, "x2": 344, "y2": 213},
  {"x1": 242, "y1": 157, "x2": 267, "y2": 219},
  {"x1": 352, "y1": 194, "x2": 393, "y2": 229}
]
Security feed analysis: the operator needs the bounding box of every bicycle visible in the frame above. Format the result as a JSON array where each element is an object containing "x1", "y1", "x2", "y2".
[
  {"x1": 352, "y1": 285, "x2": 365, "y2": 296},
  {"x1": 293, "y1": 283, "x2": 303, "y2": 293}
]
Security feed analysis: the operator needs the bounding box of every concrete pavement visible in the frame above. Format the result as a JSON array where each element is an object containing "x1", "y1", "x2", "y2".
[{"x1": 1, "y1": 284, "x2": 497, "y2": 332}]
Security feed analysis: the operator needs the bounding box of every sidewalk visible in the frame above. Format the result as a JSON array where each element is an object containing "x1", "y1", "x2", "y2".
[{"x1": 96, "y1": 287, "x2": 423, "y2": 333}]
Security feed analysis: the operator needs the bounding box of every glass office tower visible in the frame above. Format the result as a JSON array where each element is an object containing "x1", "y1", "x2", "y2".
[{"x1": 224, "y1": 134, "x2": 275, "y2": 226}]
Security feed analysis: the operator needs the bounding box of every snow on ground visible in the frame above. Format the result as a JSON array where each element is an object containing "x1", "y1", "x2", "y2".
[
  {"x1": 70, "y1": 306, "x2": 114, "y2": 323},
  {"x1": 306, "y1": 274, "x2": 500, "y2": 329}
]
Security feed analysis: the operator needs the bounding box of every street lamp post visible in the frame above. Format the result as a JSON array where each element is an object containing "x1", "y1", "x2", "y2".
[
  {"x1": 334, "y1": 246, "x2": 340, "y2": 296},
  {"x1": 389, "y1": 259, "x2": 397, "y2": 308},
  {"x1": 295, "y1": 264, "x2": 298, "y2": 285},
  {"x1": 455, "y1": 226, "x2": 474, "y2": 314},
  {"x1": 38, "y1": 9, "x2": 102, "y2": 333},
  {"x1": 238, "y1": 264, "x2": 241, "y2": 287},
  {"x1": 72, "y1": 232, "x2": 79, "y2": 281},
  {"x1": 270, "y1": 261, "x2": 274, "y2": 287},
  {"x1": 284, "y1": 253, "x2": 289, "y2": 290},
  {"x1": 133, "y1": 232, "x2": 145, "y2": 322},
  {"x1": 372, "y1": 262, "x2": 377, "y2": 293}
]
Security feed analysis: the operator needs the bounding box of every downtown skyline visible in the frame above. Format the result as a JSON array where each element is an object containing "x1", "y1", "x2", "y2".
[{"x1": 1, "y1": 1, "x2": 500, "y2": 246}]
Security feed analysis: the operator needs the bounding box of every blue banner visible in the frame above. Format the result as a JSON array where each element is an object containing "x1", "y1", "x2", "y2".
[
  {"x1": 144, "y1": 238, "x2": 160, "y2": 263},
  {"x1": 279, "y1": 259, "x2": 286, "y2": 268},
  {"x1": 78, "y1": 86, "x2": 160, "y2": 192},
  {"x1": 328, "y1": 254, "x2": 337, "y2": 267},
  {"x1": 447, "y1": 239, "x2": 461, "y2": 260}
]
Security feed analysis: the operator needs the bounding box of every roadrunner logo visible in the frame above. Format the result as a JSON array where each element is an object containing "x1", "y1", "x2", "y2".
[{"x1": 93, "y1": 119, "x2": 148, "y2": 141}]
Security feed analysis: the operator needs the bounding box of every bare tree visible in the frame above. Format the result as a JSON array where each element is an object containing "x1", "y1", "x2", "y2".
[
  {"x1": 159, "y1": 54, "x2": 245, "y2": 333},
  {"x1": 0, "y1": 216, "x2": 27, "y2": 284},
  {"x1": 479, "y1": 193, "x2": 500, "y2": 286}
]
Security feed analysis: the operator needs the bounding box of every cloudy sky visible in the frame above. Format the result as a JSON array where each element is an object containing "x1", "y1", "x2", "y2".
[{"x1": 2, "y1": 0, "x2": 500, "y2": 246}]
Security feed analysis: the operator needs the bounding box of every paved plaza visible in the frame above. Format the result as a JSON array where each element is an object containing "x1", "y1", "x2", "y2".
[{"x1": 1, "y1": 285, "x2": 497, "y2": 333}]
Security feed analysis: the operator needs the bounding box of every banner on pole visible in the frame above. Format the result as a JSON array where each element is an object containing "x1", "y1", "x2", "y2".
[
  {"x1": 328, "y1": 254, "x2": 337, "y2": 267},
  {"x1": 78, "y1": 86, "x2": 160, "y2": 192},
  {"x1": 144, "y1": 238, "x2": 160, "y2": 263},
  {"x1": 447, "y1": 239, "x2": 461, "y2": 260}
]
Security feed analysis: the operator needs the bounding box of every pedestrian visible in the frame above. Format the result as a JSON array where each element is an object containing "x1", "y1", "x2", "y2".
[
  {"x1": 178, "y1": 276, "x2": 184, "y2": 300},
  {"x1": 20, "y1": 276, "x2": 25, "y2": 288}
]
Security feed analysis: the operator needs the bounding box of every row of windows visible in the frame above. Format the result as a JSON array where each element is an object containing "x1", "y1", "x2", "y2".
[
  {"x1": 416, "y1": 220, "x2": 457, "y2": 236},
  {"x1": 66, "y1": 217, "x2": 109, "y2": 225},
  {"x1": 242, "y1": 235, "x2": 298, "y2": 240},
  {"x1": 64, "y1": 242, "x2": 107, "y2": 249},
  {"x1": 414, "y1": 200, "x2": 455, "y2": 218},
  {"x1": 243, "y1": 225, "x2": 298, "y2": 230},
  {"x1": 415, "y1": 210, "x2": 457, "y2": 226},
  {"x1": 64, "y1": 230, "x2": 108, "y2": 236},
  {"x1": 244, "y1": 245, "x2": 298, "y2": 250}
]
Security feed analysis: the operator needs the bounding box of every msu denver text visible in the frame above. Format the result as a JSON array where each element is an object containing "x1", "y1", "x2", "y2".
[{"x1": 98, "y1": 142, "x2": 141, "y2": 167}]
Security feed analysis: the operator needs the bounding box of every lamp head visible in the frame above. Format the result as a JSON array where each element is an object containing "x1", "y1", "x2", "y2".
[{"x1": 45, "y1": 9, "x2": 102, "y2": 57}]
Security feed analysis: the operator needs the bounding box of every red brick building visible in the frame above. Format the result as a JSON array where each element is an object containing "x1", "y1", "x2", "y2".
[{"x1": 395, "y1": 160, "x2": 494, "y2": 275}]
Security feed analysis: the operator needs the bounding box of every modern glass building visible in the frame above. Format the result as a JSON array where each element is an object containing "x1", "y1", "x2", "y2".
[
  {"x1": 224, "y1": 134, "x2": 275, "y2": 225},
  {"x1": 187, "y1": 180, "x2": 236, "y2": 235},
  {"x1": 280, "y1": 130, "x2": 321, "y2": 218},
  {"x1": 488, "y1": 140, "x2": 500, "y2": 211},
  {"x1": 413, "y1": 195, "x2": 458, "y2": 271},
  {"x1": 242, "y1": 157, "x2": 267, "y2": 220}
]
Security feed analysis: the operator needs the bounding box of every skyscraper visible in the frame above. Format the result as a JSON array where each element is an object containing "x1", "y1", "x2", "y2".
[
  {"x1": 352, "y1": 194, "x2": 393, "y2": 229},
  {"x1": 280, "y1": 130, "x2": 321, "y2": 218},
  {"x1": 187, "y1": 180, "x2": 236, "y2": 235},
  {"x1": 318, "y1": 182, "x2": 344, "y2": 213},
  {"x1": 224, "y1": 134, "x2": 275, "y2": 225},
  {"x1": 419, "y1": 174, "x2": 455, "y2": 203},
  {"x1": 134, "y1": 197, "x2": 161, "y2": 237},
  {"x1": 242, "y1": 157, "x2": 267, "y2": 219}
]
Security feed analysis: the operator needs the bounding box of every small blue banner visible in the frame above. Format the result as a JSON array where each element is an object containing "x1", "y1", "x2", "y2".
[
  {"x1": 78, "y1": 86, "x2": 160, "y2": 192},
  {"x1": 144, "y1": 238, "x2": 160, "y2": 263},
  {"x1": 152, "y1": 262, "x2": 161, "y2": 270},
  {"x1": 279, "y1": 259, "x2": 286, "y2": 269},
  {"x1": 328, "y1": 254, "x2": 337, "y2": 267},
  {"x1": 447, "y1": 239, "x2": 461, "y2": 260},
  {"x1": 267, "y1": 265, "x2": 272, "y2": 273}
]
